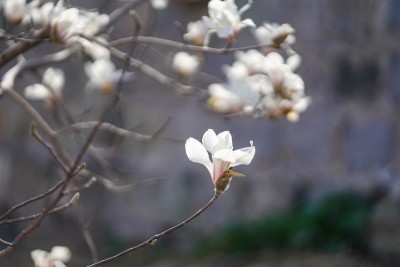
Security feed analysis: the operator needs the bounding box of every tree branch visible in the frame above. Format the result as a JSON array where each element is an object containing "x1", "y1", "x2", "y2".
[{"x1": 86, "y1": 194, "x2": 219, "y2": 267}]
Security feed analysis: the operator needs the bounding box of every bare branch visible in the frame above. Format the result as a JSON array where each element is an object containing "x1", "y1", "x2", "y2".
[
  {"x1": 86, "y1": 194, "x2": 219, "y2": 267},
  {"x1": 0, "y1": 193, "x2": 80, "y2": 225},
  {"x1": 0, "y1": 26, "x2": 50, "y2": 68},
  {"x1": 110, "y1": 36, "x2": 276, "y2": 54},
  {"x1": 31, "y1": 123, "x2": 69, "y2": 173},
  {"x1": 0, "y1": 180, "x2": 64, "y2": 222},
  {"x1": 54, "y1": 117, "x2": 170, "y2": 142}
]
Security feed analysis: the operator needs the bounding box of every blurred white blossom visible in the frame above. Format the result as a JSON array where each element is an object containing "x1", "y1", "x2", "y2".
[
  {"x1": 183, "y1": 20, "x2": 208, "y2": 45},
  {"x1": 3, "y1": 0, "x2": 27, "y2": 25},
  {"x1": 202, "y1": 0, "x2": 255, "y2": 42},
  {"x1": 172, "y1": 52, "x2": 200, "y2": 78},
  {"x1": 208, "y1": 50, "x2": 310, "y2": 121},
  {"x1": 79, "y1": 37, "x2": 111, "y2": 60},
  {"x1": 31, "y1": 246, "x2": 71, "y2": 267},
  {"x1": 150, "y1": 0, "x2": 169, "y2": 9},
  {"x1": 85, "y1": 59, "x2": 116, "y2": 93},
  {"x1": 49, "y1": 4, "x2": 109, "y2": 43},
  {"x1": 24, "y1": 68, "x2": 65, "y2": 104},
  {"x1": 208, "y1": 76, "x2": 260, "y2": 114},
  {"x1": 185, "y1": 129, "x2": 255, "y2": 195},
  {"x1": 254, "y1": 23, "x2": 296, "y2": 48}
]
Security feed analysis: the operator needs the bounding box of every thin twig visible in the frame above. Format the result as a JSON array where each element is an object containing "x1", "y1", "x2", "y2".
[
  {"x1": 0, "y1": 26, "x2": 50, "y2": 68},
  {"x1": 110, "y1": 36, "x2": 276, "y2": 54},
  {"x1": 31, "y1": 123, "x2": 69, "y2": 173},
  {"x1": 3, "y1": 89, "x2": 71, "y2": 166},
  {"x1": 54, "y1": 118, "x2": 170, "y2": 142},
  {"x1": 75, "y1": 202, "x2": 99, "y2": 262},
  {"x1": 86, "y1": 194, "x2": 219, "y2": 267},
  {"x1": 80, "y1": 169, "x2": 165, "y2": 193},
  {"x1": 0, "y1": 193, "x2": 79, "y2": 225},
  {"x1": 0, "y1": 238, "x2": 12, "y2": 246},
  {"x1": 0, "y1": 180, "x2": 64, "y2": 222}
]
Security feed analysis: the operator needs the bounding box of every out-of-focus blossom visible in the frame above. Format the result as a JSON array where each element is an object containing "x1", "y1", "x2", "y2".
[
  {"x1": 3, "y1": 0, "x2": 27, "y2": 25},
  {"x1": 172, "y1": 52, "x2": 200, "y2": 78},
  {"x1": 207, "y1": 50, "x2": 310, "y2": 121},
  {"x1": 254, "y1": 23, "x2": 296, "y2": 48},
  {"x1": 49, "y1": 3, "x2": 109, "y2": 43},
  {"x1": 31, "y1": 246, "x2": 71, "y2": 267},
  {"x1": 183, "y1": 20, "x2": 208, "y2": 45},
  {"x1": 85, "y1": 59, "x2": 116, "y2": 93},
  {"x1": 50, "y1": 7, "x2": 80, "y2": 43},
  {"x1": 150, "y1": 0, "x2": 169, "y2": 9},
  {"x1": 185, "y1": 129, "x2": 255, "y2": 195},
  {"x1": 263, "y1": 52, "x2": 304, "y2": 94},
  {"x1": 208, "y1": 76, "x2": 260, "y2": 114},
  {"x1": 79, "y1": 37, "x2": 111, "y2": 60},
  {"x1": 24, "y1": 68, "x2": 65, "y2": 104},
  {"x1": 202, "y1": 0, "x2": 255, "y2": 41},
  {"x1": 75, "y1": 10, "x2": 109, "y2": 36}
]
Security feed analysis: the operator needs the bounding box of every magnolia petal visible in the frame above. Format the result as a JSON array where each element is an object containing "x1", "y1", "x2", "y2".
[
  {"x1": 231, "y1": 141, "x2": 255, "y2": 166},
  {"x1": 213, "y1": 148, "x2": 235, "y2": 163},
  {"x1": 150, "y1": 0, "x2": 168, "y2": 10},
  {"x1": 240, "y1": 18, "x2": 255, "y2": 28},
  {"x1": 216, "y1": 131, "x2": 233, "y2": 150},
  {"x1": 24, "y1": 84, "x2": 50, "y2": 100},
  {"x1": 216, "y1": 28, "x2": 234, "y2": 38},
  {"x1": 202, "y1": 129, "x2": 217, "y2": 153},
  {"x1": 49, "y1": 246, "x2": 71, "y2": 262},
  {"x1": 43, "y1": 67, "x2": 65, "y2": 91},
  {"x1": 185, "y1": 137, "x2": 212, "y2": 175},
  {"x1": 212, "y1": 158, "x2": 230, "y2": 185}
]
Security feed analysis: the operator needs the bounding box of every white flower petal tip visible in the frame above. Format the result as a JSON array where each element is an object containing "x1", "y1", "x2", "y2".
[{"x1": 185, "y1": 129, "x2": 255, "y2": 194}]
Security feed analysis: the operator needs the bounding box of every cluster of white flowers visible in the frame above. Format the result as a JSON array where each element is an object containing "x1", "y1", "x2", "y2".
[
  {"x1": 181, "y1": 0, "x2": 309, "y2": 121},
  {"x1": 1, "y1": 0, "x2": 128, "y2": 94},
  {"x1": 31, "y1": 246, "x2": 71, "y2": 267},
  {"x1": 2, "y1": 0, "x2": 109, "y2": 43},
  {"x1": 208, "y1": 50, "x2": 310, "y2": 121}
]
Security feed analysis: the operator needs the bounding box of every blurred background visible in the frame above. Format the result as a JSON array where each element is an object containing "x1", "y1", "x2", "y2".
[{"x1": 1, "y1": 0, "x2": 400, "y2": 266}]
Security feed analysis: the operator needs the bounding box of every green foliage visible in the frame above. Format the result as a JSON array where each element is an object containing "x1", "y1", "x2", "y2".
[{"x1": 195, "y1": 191, "x2": 370, "y2": 256}]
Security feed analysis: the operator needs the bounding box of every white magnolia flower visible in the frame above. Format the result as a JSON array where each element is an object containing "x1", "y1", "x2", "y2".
[
  {"x1": 208, "y1": 76, "x2": 260, "y2": 114},
  {"x1": 50, "y1": 7, "x2": 80, "y2": 42},
  {"x1": 202, "y1": 0, "x2": 255, "y2": 40},
  {"x1": 185, "y1": 129, "x2": 255, "y2": 195},
  {"x1": 24, "y1": 68, "x2": 65, "y2": 103},
  {"x1": 75, "y1": 10, "x2": 109, "y2": 36},
  {"x1": 150, "y1": 0, "x2": 169, "y2": 9},
  {"x1": 183, "y1": 20, "x2": 208, "y2": 45},
  {"x1": 254, "y1": 23, "x2": 295, "y2": 47},
  {"x1": 85, "y1": 58, "x2": 116, "y2": 93},
  {"x1": 31, "y1": 246, "x2": 71, "y2": 267},
  {"x1": 50, "y1": 5, "x2": 109, "y2": 43},
  {"x1": 3, "y1": 0, "x2": 27, "y2": 25},
  {"x1": 207, "y1": 83, "x2": 244, "y2": 113},
  {"x1": 263, "y1": 52, "x2": 304, "y2": 94},
  {"x1": 172, "y1": 52, "x2": 200, "y2": 78},
  {"x1": 231, "y1": 49, "x2": 266, "y2": 75}
]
